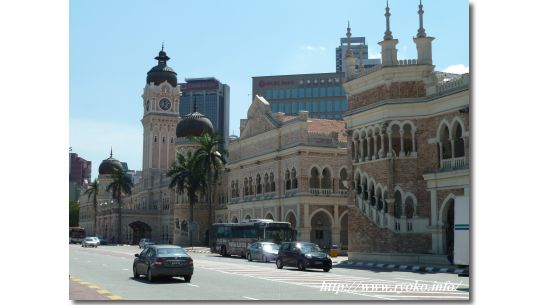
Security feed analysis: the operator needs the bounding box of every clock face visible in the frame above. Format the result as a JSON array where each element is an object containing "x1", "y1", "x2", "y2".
[{"x1": 159, "y1": 98, "x2": 171, "y2": 110}]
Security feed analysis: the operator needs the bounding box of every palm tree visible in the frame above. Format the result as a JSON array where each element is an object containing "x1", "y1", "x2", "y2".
[
  {"x1": 167, "y1": 150, "x2": 206, "y2": 247},
  {"x1": 106, "y1": 167, "x2": 133, "y2": 244},
  {"x1": 192, "y1": 132, "x2": 227, "y2": 245},
  {"x1": 83, "y1": 179, "x2": 99, "y2": 235}
]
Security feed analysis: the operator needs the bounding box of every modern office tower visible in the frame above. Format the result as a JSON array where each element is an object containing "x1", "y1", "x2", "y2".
[
  {"x1": 252, "y1": 72, "x2": 348, "y2": 120},
  {"x1": 179, "y1": 77, "x2": 230, "y2": 143},
  {"x1": 336, "y1": 36, "x2": 381, "y2": 73}
]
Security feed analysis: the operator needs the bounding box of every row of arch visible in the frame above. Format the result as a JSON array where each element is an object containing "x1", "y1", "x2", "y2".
[
  {"x1": 354, "y1": 170, "x2": 417, "y2": 219},
  {"x1": 437, "y1": 117, "x2": 466, "y2": 160},
  {"x1": 309, "y1": 166, "x2": 349, "y2": 190},
  {"x1": 351, "y1": 120, "x2": 416, "y2": 162},
  {"x1": 230, "y1": 172, "x2": 276, "y2": 198}
]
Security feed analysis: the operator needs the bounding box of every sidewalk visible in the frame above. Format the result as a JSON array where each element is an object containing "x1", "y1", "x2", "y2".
[{"x1": 332, "y1": 257, "x2": 469, "y2": 275}]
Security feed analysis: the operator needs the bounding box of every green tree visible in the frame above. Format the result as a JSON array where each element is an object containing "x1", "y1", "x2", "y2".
[
  {"x1": 192, "y1": 132, "x2": 227, "y2": 245},
  {"x1": 167, "y1": 149, "x2": 206, "y2": 247},
  {"x1": 83, "y1": 179, "x2": 99, "y2": 235},
  {"x1": 106, "y1": 168, "x2": 133, "y2": 244},
  {"x1": 69, "y1": 200, "x2": 79, "y2": 227}
]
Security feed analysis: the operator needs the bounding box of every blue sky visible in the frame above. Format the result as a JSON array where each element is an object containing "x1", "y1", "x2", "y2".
[{"x1": 70, "y1": 0, "x2": 469, "y2": 179}]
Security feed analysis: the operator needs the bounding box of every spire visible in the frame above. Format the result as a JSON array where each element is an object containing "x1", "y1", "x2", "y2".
[
  {"x1": 417, "y1": 0, "x2": 426, "y2": 37},
  {"x1": 345, "y1": 21, "x2": 353, "y2": 58},
  {"x1": 384, "y1": 0, "x2": 393, "y2": 40},
  {"x1": 161, "y1": 41, "x2": 164, "y2": 52},
  {"x1": 110, "y1": 147, "x2": 113, "y2": 158},
  {"x1": 193, "y1": 99, "x2": 198, "y2": 113}
]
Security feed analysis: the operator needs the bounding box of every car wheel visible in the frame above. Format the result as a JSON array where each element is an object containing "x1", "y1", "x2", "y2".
[
  {"x1": 133, "y1": 265, "x2": 139, "y2": 278},
  {"x1": 183, "y1": 275, "x2": 192, "y2": 282},
  {"x1": 276, "y1": 258, "x2": 283, "y2": 269},
  {"x1": 220, "y1": 246, "x2": 227, "y2": 257},
  {"x1": 247, "y1": 253, "x2": 252, "y2": 262},
  {"x1": 298, "y1": 260, "x2": 305, "y2": 271},
  {"x1": 323, "y1": 268, "x2": 330, "y2": 272},
  {"x1": 147, "y1": 268, "x2": 155, "y2": 282}
]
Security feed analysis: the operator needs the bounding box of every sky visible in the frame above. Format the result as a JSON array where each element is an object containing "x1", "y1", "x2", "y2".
[{"x1": 70, "y1": 0, "x2": 469, "y2": 180}]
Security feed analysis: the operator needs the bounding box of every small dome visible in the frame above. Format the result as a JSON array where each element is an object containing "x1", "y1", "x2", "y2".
[
  {"x1": 146, "y1": 49, "x2": 177, "y2": 87},
  {"x1": 176, "y1": 112, "x2": 214, "y2": 138},
  {"x1": 98, "y1": 151, "x2": 123, "y2": 175}
]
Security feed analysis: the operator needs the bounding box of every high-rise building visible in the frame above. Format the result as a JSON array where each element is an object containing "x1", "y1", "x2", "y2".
[
  {"x1": 179, "y1": 77, "x2": 230, "y2": 143},
  {"x1": 69, "y1": 152, "x2": 92, "y2": 201},
  {"x1": 252, "y1": 72, "x2": 348, "y2": 120},
  {"x1": 336, "y1": 36, "x2": 380, "y2": 73}
]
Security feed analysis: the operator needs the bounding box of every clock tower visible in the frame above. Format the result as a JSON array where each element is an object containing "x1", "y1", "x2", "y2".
[{"x1": 141, "y1": 47, "x2": 181, "y2": 172}]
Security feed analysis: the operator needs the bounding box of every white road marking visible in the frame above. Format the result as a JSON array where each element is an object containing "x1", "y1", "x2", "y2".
[
  {"x1": 122, "y1": 269, "x2": 129, "y2": 271},
  {"x1": 243, "y1": 296, "x2": 258, "y2": 300},
  {"x1": 187, "y1": 284, "x2": 200, "y2": 287}
]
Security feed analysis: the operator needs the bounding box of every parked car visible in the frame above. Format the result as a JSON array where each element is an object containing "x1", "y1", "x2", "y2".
[
  {"x1": 247, "y1": 242, "x2": 280, "y2": 263},
  {"x1": 139, "y1": 238, "x2": 155, "y2": 249},
  {"x1": 81, "y1": 237, "x2": 100, "y2": 248},
  {"x1": 96, "y1": 235, "x2": 108, "y2": 245},
  {"x1": 276, "y1": 242, "x2": 332, "y2": 272},
  {"x1": 133, "y1": 245, "x2": 193, "y2": 282}
]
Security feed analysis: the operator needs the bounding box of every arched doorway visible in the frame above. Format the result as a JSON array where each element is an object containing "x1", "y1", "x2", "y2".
[
  {"x1": 442, "y1": 198, "x2": 455, "y2": 262},
  {"x1": 285, "y1": 211, "x2": 297, "y2": 240},
  {"x1": 310, "y1": 210, "x2": 332, "y2": 248},
  {"x1": 129, "y1": 221, "x2": 152, "y2": 245},
  {"x1": 265, "y1": 213, "x2": 274, "y2": 220}
]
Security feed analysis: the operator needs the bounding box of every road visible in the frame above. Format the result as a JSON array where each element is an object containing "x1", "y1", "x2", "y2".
[{"x1": 69, "y1": 244, "x2": 469, "y2": 301}]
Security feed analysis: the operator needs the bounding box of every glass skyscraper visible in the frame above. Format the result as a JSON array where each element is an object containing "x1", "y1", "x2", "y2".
[
  {"x1": 252, "y1": 72, "x2": 348, "y2": 120},
  {"x1": 179, "y1": 77, "x2": 230, "y2": 143}
]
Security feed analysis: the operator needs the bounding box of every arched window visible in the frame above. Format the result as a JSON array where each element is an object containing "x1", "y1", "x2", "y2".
[
  {"x1": 270, "y1": 173, "x2": 276, "y2": 192},
  {"x1": 405, "y1": 197, "x2": 415, "y2": 219},
  {"x1": 230, "y1": 181, "x2": 235, "y2": 198},
  {"x1": 376, "y1": 187, "x2": 383, "y2": 211},
  {"x1": 235, "y1": 180, "x2": 239, "y2": 197},
  {"x1": 248, "y1": 177, "x2": 253, "y2": 195},
  {"x1": 291, "y1": 168, "x2": 298, "y2": 189},
  {"x1": 403, "y1": 124, "x2": 413, "y2": 155},
  {"x1": 321, "y1": 168, "x2": 331, "y2": 189},
  {"x1": 390, "y1": 124, "x2": 401, "y2": 157},
  {"x1": 355, "y1": 172, "x2": 362, "y2": 195},
  {"x1": 285, "y1": 170, "x2": 291, "y2": 190},
  {"x1": 256, "y1": 174, "x2": 262, "y2": 194},
  {"x1": 367, "y1": 129, "x2": 375, "y2": 159},
  {"x1": 453, "y1": 122, "x2": 465, "y2": 158},
  {"x1": 369, "y1": 184, "x2": 376, "y2": 206},
  {"x1": 394, "y1": 190, "x2": 402, "y2": 219},
  {"x1": 338, "y1": 169, "x2": 348, "y2": 189},
  {"x1": 440, "y1": 124, "x2": 452, "y2": 159},
  {"x1": 309, "y1": 168, "x2": 320, "y2": 189},
  {"x1": 264, "y1": 173, "x2": 269, "y2": 193},
  {"x1": 244, "y1": 178, "x2": 249, "y2": 196}
]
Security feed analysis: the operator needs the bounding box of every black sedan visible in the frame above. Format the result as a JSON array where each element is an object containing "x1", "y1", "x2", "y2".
[
  {"x1": 276, "y1": 242, "x2": 332, "y2": 272},
  {"x1": 133, "y1": 245, "x2": 193, "y2": 282}
]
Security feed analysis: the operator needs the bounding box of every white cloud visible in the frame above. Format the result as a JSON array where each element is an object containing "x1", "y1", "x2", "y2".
[
  {"x1": 300, "y1": 45, "x2": 326, "y2": 52},
  {"x1": 442, "y1": 64, "x2": 469, "y2": 74}
]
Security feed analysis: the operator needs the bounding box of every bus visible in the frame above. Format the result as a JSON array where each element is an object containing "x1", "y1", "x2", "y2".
[
  {"x1": 209, "y1": 219, "x2": 293, "y2": 257},
  {"x1": 69, "y1": 227, "x2": 86, "y2": 244},
  {"x1": 453, "y1": 196, "x2": 469, "y2": 269}
]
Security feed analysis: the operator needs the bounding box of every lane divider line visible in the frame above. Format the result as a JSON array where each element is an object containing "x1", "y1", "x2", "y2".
[{"x1": 70, "y1": 275, "x2": 123, "y2": 300}]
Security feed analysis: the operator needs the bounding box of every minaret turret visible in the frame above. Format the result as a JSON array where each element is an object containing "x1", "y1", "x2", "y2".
[
  {"x1": 414, "y1": 0, "x2": 435, "y2": 65},
  {"x1": 378, "y1": 1, "x2": 399, "y2": 66},
  {"x1": 344, "y1": 21, "x2": 357, "y2": 80}
]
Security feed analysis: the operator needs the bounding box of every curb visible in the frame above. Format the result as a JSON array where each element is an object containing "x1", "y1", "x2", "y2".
[{"x1": 335, "y1": 261, "x2": 469, "y2": 274}]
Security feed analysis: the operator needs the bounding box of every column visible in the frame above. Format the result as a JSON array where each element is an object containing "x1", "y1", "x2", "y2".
[
  {"x1": 399, "y1": 130, "x2": 404, "y2": 157},
  {"x1": 411, "y1": 128, "x2": 417, "y2": 155},
  {"x1": 380, "y1": 133, "x2": 385, "y2": 158},
  {"x1": 387, "y1": 132, "x2": 393, "y2": 157},
  {"x1": 450, "y1": 139, "x2": 455, "y2": 159},
  {"x1": 366, "y1": 137, "x2": 371, "y2": 160},
  {"x1": 373, "y1": 134, "x2": 378, "y2": 160}
]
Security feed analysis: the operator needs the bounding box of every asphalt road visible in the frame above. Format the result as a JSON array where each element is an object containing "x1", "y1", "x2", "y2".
[{"x1": 69, "y1": 244, "x2": 469, "y2": 301}]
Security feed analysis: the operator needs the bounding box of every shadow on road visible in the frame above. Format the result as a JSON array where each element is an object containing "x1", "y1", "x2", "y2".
[{"x1": 130, "y1": 276, "x2": 191, "y2": 284}]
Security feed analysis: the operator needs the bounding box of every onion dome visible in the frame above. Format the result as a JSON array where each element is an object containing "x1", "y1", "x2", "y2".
[
  {"x1": 176, "y1": 111, "x2": 214, "y2": 138},
  {"x1": 98, "y1": 149, "x2": 123, "y2": 175},
  {"x1": 146, "y1": 45, "x2": 177, "y2": 87}
]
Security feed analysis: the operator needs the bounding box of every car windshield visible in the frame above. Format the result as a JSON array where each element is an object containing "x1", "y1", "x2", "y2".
[
  {"x1": 298, "y1": 243, "x2": 322, "y2": 253},
  {"x1": 157, "y1": 248, "x2": 187, "y2": 256},
  {"x1": 262, "y1": 244, "x2": 280, "y2": 251}
]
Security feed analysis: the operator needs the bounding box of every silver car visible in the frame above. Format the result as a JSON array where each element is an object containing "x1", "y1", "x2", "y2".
[
  {"x1": 247, "y1": 242, "x2": 280, "y2": 263},
  {"x1": 139, "y1": 238, "x2": 155, "y2": 249},
  {"x1": 81, "y1": 237, "x2": 100, "y2": 248}
]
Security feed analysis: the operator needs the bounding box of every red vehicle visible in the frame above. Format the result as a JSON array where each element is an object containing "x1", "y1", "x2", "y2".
[{"x1": 69, "y1": 227, "x2": 86, "y2": 244}]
